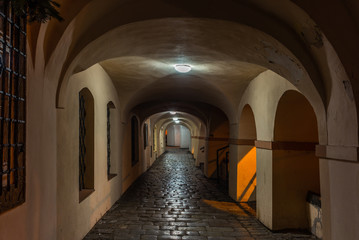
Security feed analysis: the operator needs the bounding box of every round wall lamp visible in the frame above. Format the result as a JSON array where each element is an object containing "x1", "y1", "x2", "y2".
[
  {"x1": 175, "y1": 120, "x2": 180, "y2": 124},
  {"x1": 170, "y1": 111, "x2": 176, "y2": 115},
  {"x1": 174, "y1": 64, "x2": 191, "y2": 73},
  {"x1": 173, "y1": 117, "x2": 178, "y2": 121}
]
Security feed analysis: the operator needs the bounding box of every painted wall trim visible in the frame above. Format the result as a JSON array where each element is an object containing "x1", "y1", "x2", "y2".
[
  {"x1": 191, "y1": 136, "x2": 229, "y2": 142},
  {"x1": 316, "y1": 145, "x2": 359, "y2": 162},
  {"x1": 255, "y1": 140, "x2": 317, "y2": 151},
  {"x1": 229, "y1": 139, "x2": 255, "y2": 146}
]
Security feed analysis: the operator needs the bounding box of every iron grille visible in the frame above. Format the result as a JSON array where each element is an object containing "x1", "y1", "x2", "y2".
[
  {"x1": 79, "y1": 94, "x2": 86, "y2": 191},
  {"x1": 131, "y1": 116, "x2": 139, "y2": 166},
  {"x1": 107, "y1": 105, "x2": 110, "y2": 176},
  {"x1": 0, "y1": 1, "x2": 26, "y2": 214},
  {"x1": 143, "y1": 123, "x2": 148, "y2": 149}
]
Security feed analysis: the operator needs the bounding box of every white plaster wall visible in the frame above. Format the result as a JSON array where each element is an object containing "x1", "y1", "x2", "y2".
[
  {"x1": 322, "y1": 38, "x2": 358, "y2": 147},
  {"x1": 56, "y1": 64, "x2": 122, "y2": 240},
  {"x1": 256, "y1": 149, "x2": 273, "y2": 229},
  {"x1": 167, "y1": 125, "x2": 180, "y2": 146},
  {"x1": 320, "y1": 159, "x2": 359, "y2": 240},
  {"x1": 180, "y1": 125, "x2": 191, "y2": 149}
]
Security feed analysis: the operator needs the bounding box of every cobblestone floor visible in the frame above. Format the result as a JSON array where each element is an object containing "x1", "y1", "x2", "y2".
[{"x1": 84, "y1": 149, "x2": 316, "y2": 240}]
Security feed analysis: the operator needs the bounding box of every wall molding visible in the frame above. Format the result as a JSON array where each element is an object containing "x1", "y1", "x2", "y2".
[
  {"x1": 316, "y1": 145, "x2": 359, "y2": 162},
  {"x1": 229, "y1": 138, "x2": 255, "y2": 146},
  {"x1": 255, "y1": 140, "x2": 317, "y2": 151},
  {"x1": 193, "y1": 135, "x2": 359, "y2": 162},
  {"x1": 191, "y1": 136, "x2": 229, "y2": 142}
]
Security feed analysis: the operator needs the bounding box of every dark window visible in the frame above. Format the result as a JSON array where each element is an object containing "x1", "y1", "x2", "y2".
[
  {"x1": 131, "y1": 116, "x2": 139, "y2": 166},
  {"x1": 0, "y1": 2, "x2": 26, "y2": 214},
  {"x1": 143, "y1": 123, "x2": 148, "y2": 149},
  {"x1": 107, "y1": 102, "x2": 116, "y2": 180},
  {"x1": 79, "y1": 88, "x2": 94, "y2": 201},
  {"x1": 107, "y1": 105, "x2": 110, "y2": 176}
]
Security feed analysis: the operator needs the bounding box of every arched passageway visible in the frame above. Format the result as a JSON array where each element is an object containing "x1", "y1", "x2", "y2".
[{"x1": 1, "y1": 1, "x2": 359, "y2": 240}]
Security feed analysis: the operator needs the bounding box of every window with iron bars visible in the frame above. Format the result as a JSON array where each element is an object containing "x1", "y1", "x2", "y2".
[
  {"x1": 131, "y1": 116, "x2": 139, "y2": 166},
  {"x1": 0, "y1": 2, "x2": 26, "y2": 214},
  {"x1": 107, "y1": 101, "x2": 116, "y2": 180},
  {"x1": 79, "y1": 88, "x2": 94, "y2": 202}
]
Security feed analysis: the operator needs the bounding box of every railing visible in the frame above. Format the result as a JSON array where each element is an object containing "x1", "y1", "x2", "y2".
[{"x1": 216, "y1": 145, "x2": 229, "y2": 183}]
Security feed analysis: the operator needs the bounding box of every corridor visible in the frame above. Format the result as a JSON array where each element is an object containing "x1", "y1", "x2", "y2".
[{"x1": 84, "y1": 149, "x2": 315, "y2": 240}]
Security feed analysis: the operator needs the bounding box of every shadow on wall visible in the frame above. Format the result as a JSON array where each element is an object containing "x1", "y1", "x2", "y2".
[{"x1": 236, "y1": 105, "x2": 257, "y2": 204}]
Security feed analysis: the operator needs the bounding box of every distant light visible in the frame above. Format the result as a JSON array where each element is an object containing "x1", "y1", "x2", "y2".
[
  {"x1": 173, "y1": 117, "x2": 178, "y2": 121},
  {"x1": 174, "y1": 64, "x2": 191, "y2": 73},
  {"x1": 170, "y1": 111, "x2": 176, "y2": 115},
  {"x1": 175, "y1": 120, "x2": 180, "y2": 124}
]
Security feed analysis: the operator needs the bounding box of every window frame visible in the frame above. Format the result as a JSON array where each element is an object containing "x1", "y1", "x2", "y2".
[{"x1": 0, "y1": 2, "x2": 27, "y2": 214}]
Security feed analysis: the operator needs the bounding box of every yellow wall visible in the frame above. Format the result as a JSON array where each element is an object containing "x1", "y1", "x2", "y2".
[
  {"x1": 272, "y1": 150, "x2": 320, "y2": 230},
  {"x1": 236, "y1": 147, "x2": 256, "y2": 202}
]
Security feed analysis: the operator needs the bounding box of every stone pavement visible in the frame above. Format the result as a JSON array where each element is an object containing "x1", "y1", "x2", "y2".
[{"x1": 84, "y1": 149, "x2": 316, "y2": 240}]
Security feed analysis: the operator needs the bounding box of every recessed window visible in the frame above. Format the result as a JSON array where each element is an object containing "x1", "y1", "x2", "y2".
[
  {"x1": 153, "y1": 127, "x2": 157, "y2": 153},
  {"x1": 131, "y1": 116, "x2": 139, "y2": 166},
  {"x1": 0, "y1": 2, "x2": 26, "y2": 214},
  {"x1": 143, "y1": 123, "x2": 148, "y2": 149},
  {"x1": 107, "y1": 102, "x2": 116, "y2": 180},
  {"x1": 79, "y1": 88, "x2": 94, "y2": 202}
]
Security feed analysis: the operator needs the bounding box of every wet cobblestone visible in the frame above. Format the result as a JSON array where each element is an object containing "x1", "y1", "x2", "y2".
[{"x1": 84, "y1": 149, "x2": 316, "y2": 240}]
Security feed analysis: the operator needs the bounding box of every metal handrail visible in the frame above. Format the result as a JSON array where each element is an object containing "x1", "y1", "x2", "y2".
[{"x1": 216, "y1": 145, "x2": 229, "y2": 183}]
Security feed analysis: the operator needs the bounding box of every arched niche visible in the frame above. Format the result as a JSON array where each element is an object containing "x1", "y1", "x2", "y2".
[
  {"x1": 236, "y1": 105, "x2": 257, "y2": 204},
  {"x1": 272, "y1": 90, "x2": 320, "y2": 230}
]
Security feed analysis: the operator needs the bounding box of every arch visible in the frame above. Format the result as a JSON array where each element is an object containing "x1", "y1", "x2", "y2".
[
  {"x1": 54, "y1": 18, "x2": 323, "y2": 124},
  {"x1": 79, "y1": 88, "x2": 95, "y2": 201},
  {"x1": 155, "y1": 112, "x2": 201, "y2": 151},
  {"x1": 272, "y1": 90, "x2": 320, "y2": 231},
  {"x1": 274, "y1": 91, "x2": 318, "y2": 142},
  {"x1": 236, "y1": 105, "x2": 257, "y2": 204}
]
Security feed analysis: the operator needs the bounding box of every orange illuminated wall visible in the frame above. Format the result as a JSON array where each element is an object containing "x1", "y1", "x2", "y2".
[{"x1": 237, "y1": 147, "x2": 256, "y2": 202}]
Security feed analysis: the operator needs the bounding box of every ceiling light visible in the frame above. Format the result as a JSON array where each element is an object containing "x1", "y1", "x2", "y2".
[
  {"x1": 170, "y1": 111, "x2": 176, "y2": 115},
  {"x1": 175, "y1": 120, "x2": 180, "y2": 124},
  {"x1": 174, "y1": 64, "x2": 191, "y2": 73},
  {"x1": 173, "y1": 117, "x2": 178, "y2": 121}
]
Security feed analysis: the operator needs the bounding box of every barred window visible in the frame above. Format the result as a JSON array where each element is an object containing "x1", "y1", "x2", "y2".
[
  {"x1": 79, "y1": 88, "x2": 94, "y2": 202},
  {"x1": 131, "y1": 116, "x2": 139, "y2": 166},
  {"x1": 143, "y1": 123, "x2": 148, "y2": 149},
  {"x1": 107, "y1": 101, "x2": 116, "y2": 180},
  {"x1": 0, "y1": 2, "x2": 26, "y2": 214}
]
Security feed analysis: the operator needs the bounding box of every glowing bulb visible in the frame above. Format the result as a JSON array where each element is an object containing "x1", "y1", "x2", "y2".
[
  {"x1": 170, "y1": 111, "x2": 176, "y2": 115},
  {"x1": 173, "y1": 117, "x2": 178, "y2": 121},
  {"x1": 174, "y1": 64, "x2": 191, "y2": 73},
  {"x1": 175, "y1": 120, "x2": 180, "y2": 124}
]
